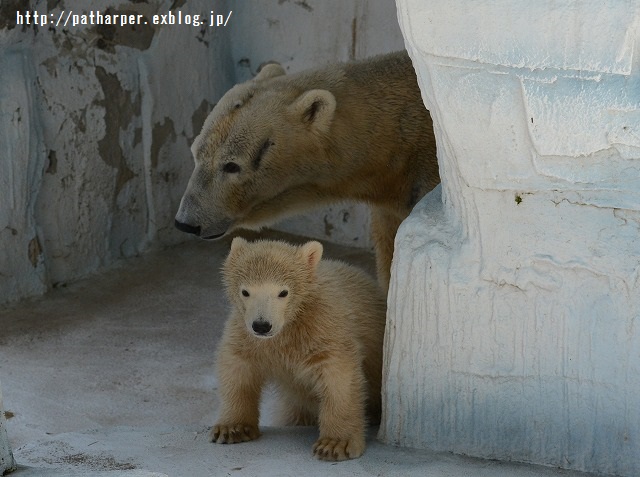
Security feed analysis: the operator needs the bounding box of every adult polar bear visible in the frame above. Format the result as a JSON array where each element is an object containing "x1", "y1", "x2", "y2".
[{"x1": 175, "y1": 51, "x2": 439, "y2": 290}]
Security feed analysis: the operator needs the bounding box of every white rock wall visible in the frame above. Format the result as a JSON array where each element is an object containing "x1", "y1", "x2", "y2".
[
  {"x1": 228, "y1": 0, "x2": 405, "y2": 248},
  {"x1": 0, "y1": 381, "x2": 16, "y2": 474},
  {"x1": 382, "y1": 1, "x2": 640, "y2": 476},
  {"x1": 0, "y1": 0, "x2": 234, "y2": 304}
]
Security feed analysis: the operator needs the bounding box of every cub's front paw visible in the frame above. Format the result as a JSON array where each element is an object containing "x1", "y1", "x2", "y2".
[
  {"x1": 210, "y1": 423, "x2": 260, "y2": 444},
  {"x1": 312, "y1": 436, "x2": 365, "y2": 461}
]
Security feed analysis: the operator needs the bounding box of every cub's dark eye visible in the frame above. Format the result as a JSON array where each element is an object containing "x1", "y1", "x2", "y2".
[
  {"x1": 278, "y1": 290, "x2": 288, "y2": 298},
  {"x1": 241, "y1": 289, "x2": 249, "y2": 297},
  {"x1": 222, "y1": 162, "x2": 241, "y2": 174}
]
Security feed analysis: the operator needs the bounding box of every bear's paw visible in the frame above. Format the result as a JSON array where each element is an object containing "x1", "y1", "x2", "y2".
[
  {"x1": 210, "y1": 423, "x2": 260, "y2": 444},
  {"x1": 312, "y1": 436, "x2": 365, "y2": 461}
]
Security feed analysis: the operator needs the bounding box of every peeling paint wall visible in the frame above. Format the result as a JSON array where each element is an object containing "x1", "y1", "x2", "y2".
[
  {"x1": 1, "y1": 0, "x2": 402, "y2": 304},
  {"x1": 1, "y1": 0, "x2": 234, "y2": 304}
]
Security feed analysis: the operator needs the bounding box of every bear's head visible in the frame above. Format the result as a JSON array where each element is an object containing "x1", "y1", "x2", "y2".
[
  {"x1": 222, "y1": 238, "x2": 323, "y2": 339},
  {"x1": 175, "y1": 63, "x2": 338, "y2": 240}
]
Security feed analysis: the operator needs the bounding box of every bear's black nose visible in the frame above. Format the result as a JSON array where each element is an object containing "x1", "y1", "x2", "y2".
[
  {"x1": 252, "y1": 321, "x2": 272, "y2": 335},
  {"x1": 175, "y1": 219, "x2": 201, "y2": 236}
]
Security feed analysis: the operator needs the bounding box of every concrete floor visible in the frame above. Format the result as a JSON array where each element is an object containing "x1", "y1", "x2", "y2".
[{"x1": 0, "y1": 232, "x2": 604, "y2": 476}]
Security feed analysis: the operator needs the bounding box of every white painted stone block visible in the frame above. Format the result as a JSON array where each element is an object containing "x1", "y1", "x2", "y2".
[
  {"x1": 0, "y1": 381, "x2": 16, "y2": 475},
  {"x1": 402, "y1": 0, "x2": 638, "y2": 74},
  {"x1": 382, "y1": 1, "x2": 640, "y2": 475}
]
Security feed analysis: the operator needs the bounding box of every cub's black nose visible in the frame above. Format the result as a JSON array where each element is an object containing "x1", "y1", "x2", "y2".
[
  {"x1": 252, "y1": 321, "x2": 272, "y2": 335},
  {"x1": 175, "y1": 219, "x2": 201, "y2": 236}
]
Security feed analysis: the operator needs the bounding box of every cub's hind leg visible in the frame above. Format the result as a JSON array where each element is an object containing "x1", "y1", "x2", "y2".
[{"x1": 273, "y1": 383, "x2": 318, "y2": 426}]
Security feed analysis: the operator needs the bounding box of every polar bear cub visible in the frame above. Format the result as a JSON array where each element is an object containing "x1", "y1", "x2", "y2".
[{"x1": 211, "y1": 238, "x2": 386, "y2": 461}]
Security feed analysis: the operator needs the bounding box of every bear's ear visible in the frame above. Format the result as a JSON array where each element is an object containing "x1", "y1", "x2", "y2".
[
  {"x1": 290, "y1": 89, "x2": 336, "y2": 134},
  {"x1": 229, "y1": 237, "x2": 248, "y2": 257},
  {"x1": 254, "y1": 63, "x2": 286, "y2": 82},
  {"x1": 301, "y1": 241, "x2": 323, "y2": 270}
]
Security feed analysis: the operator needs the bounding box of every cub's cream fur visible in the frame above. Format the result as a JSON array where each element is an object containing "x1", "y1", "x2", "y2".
[
  {"x1": 212, "y1": 238, "x2": 386, "y2": 461},
  {"x1": 175, "y1": 51, "x2": 439, "y2": 290}
]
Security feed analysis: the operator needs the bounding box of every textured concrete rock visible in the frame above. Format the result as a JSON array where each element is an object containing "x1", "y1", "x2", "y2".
[
  {"x1": 0, "y1": 382, "x2": 16, "y2": 475},
  {"x1": 382, "y1": 1, "x2": 640, "y2": 476}
]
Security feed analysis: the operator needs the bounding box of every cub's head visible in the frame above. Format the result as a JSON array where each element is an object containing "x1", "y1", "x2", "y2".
[
  {"x1": 175, "y1": 63, "x2": 337, "y2": 240},
  {"x1": 222, "y1": 238, "x2": 323, "y2": 339}
]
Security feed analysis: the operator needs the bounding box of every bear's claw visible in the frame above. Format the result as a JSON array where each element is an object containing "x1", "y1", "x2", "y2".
[
  {"x1": 312, "y1": 436, "x2": 365, "y2": 461},
  {"x1": 210, "y1": 423, "x2": 260, "y2": 444}
]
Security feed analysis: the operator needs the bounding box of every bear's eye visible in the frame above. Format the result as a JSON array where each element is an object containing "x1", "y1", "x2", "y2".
[
  {"x1": 278, "y1": 290, "x2": 288, "y2": 298},
  {"x1": 241, "y1": 289, "x2": 250, "y2": 297},
  {"x1": 222, "y1": 162, "x2": 241, "y2": 174},
  {"x1": 252, "y1": 140, "x2": 273, "y2": 170}
]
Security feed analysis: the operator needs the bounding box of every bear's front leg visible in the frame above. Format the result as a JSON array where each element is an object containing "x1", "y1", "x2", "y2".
[
  {"x1": 211, "y1": 422, "x2": 260, "y2": 444},
  {"x1": 371, "y1": 207, "x2": 403, "y2": 292},
  {"x1": 312, "y1": 358, "x2": 367, "y2": 461},
  {"x1": 211, "y1": 347, "x2": 263, "y2": 444}
]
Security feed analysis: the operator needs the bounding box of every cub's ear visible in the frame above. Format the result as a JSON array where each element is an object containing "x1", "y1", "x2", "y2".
[
  {"x1": 229, "y1": 237, "x2": 248, "y2": 257},
  {"x1": 254, "y1": 63, "x2": 286, "y2": 82},
  {"x1": 301, "y1": 241, "x2": 323, "y2": 270},
  {"x1": 290, "y1": 89, "x2": 336, "y2": 133}
]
